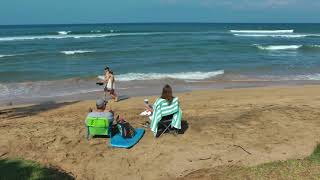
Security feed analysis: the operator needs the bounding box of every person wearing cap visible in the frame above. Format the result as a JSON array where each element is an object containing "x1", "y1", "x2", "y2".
[{"x1": 85, "y1": 99, "x2": 114, "y2": 125}]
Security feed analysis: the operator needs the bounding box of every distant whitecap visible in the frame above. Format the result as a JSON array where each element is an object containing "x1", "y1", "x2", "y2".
[{"x1": 60, "y1": 50, "x2": 95, "y2": 55}]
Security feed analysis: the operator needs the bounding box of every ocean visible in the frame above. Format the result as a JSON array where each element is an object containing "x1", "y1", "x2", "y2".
[{"x1": 1, "y1": 23, "x2": 320, "y2": 104}]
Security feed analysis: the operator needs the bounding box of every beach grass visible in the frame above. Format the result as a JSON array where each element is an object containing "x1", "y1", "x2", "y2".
[
  {"x1": 183, "y1": 144, "x2": 320, "y2": 179},
  {"x1": 0, "y1": 158, "x2": 73, "y2": 180}
]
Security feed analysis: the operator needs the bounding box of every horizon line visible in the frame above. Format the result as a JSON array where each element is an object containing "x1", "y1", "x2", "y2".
[{"x1": 1, "y1": 21, "x2": 320, "y2": 26}]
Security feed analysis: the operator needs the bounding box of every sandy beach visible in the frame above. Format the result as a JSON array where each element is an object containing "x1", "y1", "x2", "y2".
[{"x1": 0, "y1": 85, "x2": 320, "y2": 179}]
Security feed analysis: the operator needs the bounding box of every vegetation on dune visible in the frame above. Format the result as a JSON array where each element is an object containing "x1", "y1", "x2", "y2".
[
  {"x1": 0, "y1": 159, "x2": 73, "y2": 180},
  {"x1": 182, "y1": 144, "x2": 320, "y2": 180}
]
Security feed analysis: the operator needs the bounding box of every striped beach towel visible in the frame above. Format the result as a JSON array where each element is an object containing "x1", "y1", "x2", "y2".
[{"x1": 150, "y1": 97, "x2": 182, "y2": 136}]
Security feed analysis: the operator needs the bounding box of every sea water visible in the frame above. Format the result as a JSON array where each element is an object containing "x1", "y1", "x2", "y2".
[{"x1": 1, "y1": 23, "x2": 320, "y2": 103}]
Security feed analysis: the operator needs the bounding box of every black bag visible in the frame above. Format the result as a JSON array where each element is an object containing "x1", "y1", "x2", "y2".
[{"x1": 117, "y1": 120, "x2": 136, "y2": 138}]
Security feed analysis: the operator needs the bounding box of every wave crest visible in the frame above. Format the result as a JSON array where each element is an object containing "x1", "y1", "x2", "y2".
[
  {"x1": 0, "y1": 54, "x2": 23, "y2": 58},
  {"x1": 234, "y1": 34, "x2": 307, "y2": 38},
  {"x1": 90, "y1": 30, "x2": 101, "y2": 33},
  {"x1": 255, "y1": 45, "x2": 302, "y2": 50},
  {"x1": 255, "y1": 44, "x2": 320, "y2": 51},
  {"x1": 0, "y1": 54, "x2": 15, "y2": 58},
  {"x1": 294, "y1": 74, "x2": 320, "y2": 80},
  {"x1": 310, "y1": 45, "x2": 320, "y2": 48},
  {"x1": 116, "y1": 70, "x2": 224, "y2": 81},
  {"x1": 230, "y1": 30, "x2": 294, "y2": 33},
  {"x1": 61, "y1": 50, "x2": 95, "y2": 55},
  {"x1": 0, "y1": 32, "x2": 159, "y2": 42},
  {"x1": 57, "y1": 31, "x2": 71, "y2": 35}
]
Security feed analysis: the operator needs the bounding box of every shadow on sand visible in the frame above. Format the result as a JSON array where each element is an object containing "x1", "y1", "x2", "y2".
[
  {"x1": 0, "y1": 101, "x2": 79, "y2": 119},
  {"x1": 156, "y1": 120, "x2": 189, "y2": 137}
]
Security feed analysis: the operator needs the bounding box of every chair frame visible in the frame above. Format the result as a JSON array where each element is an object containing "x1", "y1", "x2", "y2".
[{"x1": 157, "y1": 118, "x2": 178, "y2": 138}]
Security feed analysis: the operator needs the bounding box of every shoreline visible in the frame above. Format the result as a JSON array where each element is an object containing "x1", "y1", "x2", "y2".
[{"x1": 2, "y1": 79, "x2": 320, "y2": 108}]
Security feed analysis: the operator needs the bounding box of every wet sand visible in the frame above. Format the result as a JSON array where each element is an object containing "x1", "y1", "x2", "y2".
[
  {"x1": 0, "y1": 85, "x2": 320, "y2": 179},
  {"x1": 2, "y1": 78, "x2": 320, "y2": 107}
]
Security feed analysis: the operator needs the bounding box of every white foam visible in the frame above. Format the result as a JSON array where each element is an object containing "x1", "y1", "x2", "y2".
[
  {"x1": 0, "y1": 32, "x2": 160, "y2": 42},
  {"x1": 0, "y1": 54, "x2": 25, "y2": 58},
  {"x1": 234, "y1": 34, "x2": 307, "y2": 38},
  {"x1": 255, "y1": 45, "x2": 302, "y2": 50},
  {"x1": 116, "y1": 70, "x2": 224, "y2": 81},
  {"x1": 61, "y1": 50, "x2": 95, "y2": 55},
  {"x1": 255, "y1": 44, "x2": 320, "y2": 51},
  {"x1": 261, "y1": 74, "x2": 320, "y2": 81},
  {"x1": 98, "y1": 75, "x2": 105, "y2": 80},
  {"x1": 0, "y1": 54, "x2": 17, "y2": 58},
  {"x1": 90, "y1": 30, "x2": 101, "y2": 33},
  {"x1": 58, "y1": 31, "x2": 71, "y2": 35},
  {"x1": 291, "y1": 74, "x2": 320, "y2": 80},
  {"x1": 0, "y1": 79, "x2": 105, "y2": 100},
  {"x1": 230, "y1": 30, "x2": 294, "y2": 33},
  {"x1": 0, "y1": 83, "x2": 10, "y2": 97},
  {"x1": 0, "y1": 35, "x2": 67, "y2": 41}
]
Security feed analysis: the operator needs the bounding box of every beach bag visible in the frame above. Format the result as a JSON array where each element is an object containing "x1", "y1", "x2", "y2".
[{"x1": 117, "y1": 120, "x2": 136, "y2": 138}]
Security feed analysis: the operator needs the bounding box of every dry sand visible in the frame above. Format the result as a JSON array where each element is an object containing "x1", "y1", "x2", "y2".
[{"x1": 0, "y1": 85, "x2": 320, "y2": 180}]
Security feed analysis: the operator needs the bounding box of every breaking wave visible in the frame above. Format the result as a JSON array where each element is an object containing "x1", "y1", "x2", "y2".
[
  {"x1": 0, "y1": 32, "x2": 161, "y2": 42},
  {"x1": 116, "y1": 70, "x2": 225, "y2": 81},
  {"x1": 293, "y1": 74, "x2": 320, "y2": 80},
  {"x1": 255, "y1": 44, "x2": 320, "y2": 50},
  {"x1": 230, "y1": 29, "x2": 294, "y2": 33},
  {"x1": 234, "y1": 34, "x2": 307, "y2": 38},
  {"x1": 0, "y1": 54, "x2": 19, "y2": 58},
  {"x1": 57, "y1": 31, "x2": 71, "y2": 35},
  {"x1": 255, "y1": 45, "x2": 302, "y2": 50},
  {"x1": 60, "y1": 50, "x2": 95, "y2": 55}
]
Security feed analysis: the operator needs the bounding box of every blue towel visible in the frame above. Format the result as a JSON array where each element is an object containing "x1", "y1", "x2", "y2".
[{"x1": 110, "y1": 128, "x2": 145, "y2": 148}]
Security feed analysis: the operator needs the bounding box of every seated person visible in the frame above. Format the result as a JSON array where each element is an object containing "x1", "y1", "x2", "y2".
[
  {"x1": 143, "y1": 84, "x2": 174, "y2": 114},
  {"x1": 85, "y1": 99, "x2": 115, "y2": 137},
  {"x1": 146, "y1": 84, "x2": 182, "y2": 136}
]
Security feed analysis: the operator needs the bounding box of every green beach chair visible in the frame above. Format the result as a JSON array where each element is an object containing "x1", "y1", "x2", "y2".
[{"x1": 86, "y1": 117, "x2": 111, "y2": 140}]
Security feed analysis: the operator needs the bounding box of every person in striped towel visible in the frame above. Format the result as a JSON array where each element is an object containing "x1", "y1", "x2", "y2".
[{"x1": 148, "y1": 84, "x2": 182, "y2": 136}]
